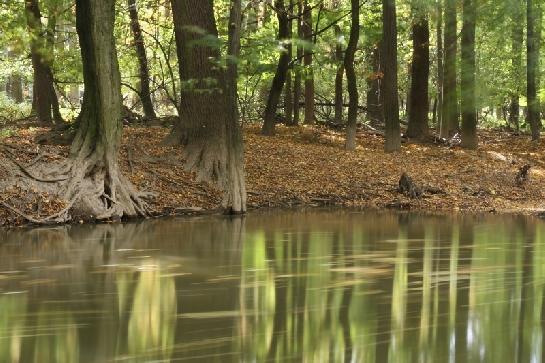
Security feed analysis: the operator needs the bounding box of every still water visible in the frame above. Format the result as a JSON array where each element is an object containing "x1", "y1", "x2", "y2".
[{"x1": 0, "y1": 210, "x2": 544, "y2": 362}]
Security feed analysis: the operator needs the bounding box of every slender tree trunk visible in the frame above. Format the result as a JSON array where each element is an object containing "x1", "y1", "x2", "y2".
[
  {"x1": 436, "y1": 0, "x2": 444, "y2": 132},
  {"x1": 167, "y1": 0, "x2": 246, "y2": 213},
  {"x1": 303, "y1": 0, "x2": 315, "y2": 124},
  {"x1": 366, "y1": 42, "x2": 383, "y2": 125},
  {"x1": 441, "y1": 0, "x2": 458, "y2": 137},
  {"x1": 460, "y1": 0, "x2": 477, "y2": 148},
  {"x1": 334, "y1": 24, "x2": 344, "y2": 125},
  {"x1": 407, "y1": 9, "x2": 430, "y2": 141},
  {"x1": 284, "y1": 0, "x2": 294, "y2": 126},
  {"x1": 66, "y1": 0, "x2": 145, "y2": 219},
  {"x1": 527, "y1": 0, "x2": 541, "y2": 141},
  {"x1": 344, "y1": 0, "x2": 360, "y2": 150},
  {"x1": 6, "y1": 50, "x2": 23, "y2": 103},
  {"x1": 128, "y1": 0, "x2": 156, "y2": 120},
  {"x1": 262, "y1": 0, "x2": 290, "y2": 136},
  {"x1": 382, "y1": 0, "x2": 401, "y2": 152},
  {"x1": 293, "y1": 0, "x2": 303, "y2": 125},
  {"x1": 26, "y1": 0, "x2": 63, "y2": 125},
  {"x1": 509, "y1": 0, "x2": 523, "y2": 131}
]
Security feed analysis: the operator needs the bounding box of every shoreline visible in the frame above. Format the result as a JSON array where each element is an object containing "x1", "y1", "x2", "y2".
[{"x1": 2, "y1": 124, "x2": 545, "y2": 227}]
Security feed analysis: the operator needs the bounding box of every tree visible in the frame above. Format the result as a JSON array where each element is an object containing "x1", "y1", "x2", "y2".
[
  {"x1": 302, "y1": 0, "x2": 315, "y2": 124},
  {"x1": 25, "y1": 0, "x2": 63, "y2": 124},
  {"x1": 128, "y1": 0, "x2": 156, "y2": 120},
  {"x1": 435, "y1": 0, "x2": 443, "y2": 132},
  {"x1": 167, "y1": 0, "x2": 246, "y2": 213},
  {"x1": 262, "y1": 0, "x2": 290, "y2": 136},
  {"x1": 460, "y1": 0, "x2": 477, "y2": 149},
  {"x1": 382, "y1": 0, "x2": 401, "y2": 152},
  {"x1": 293, "y1": 0, "x2": 304, "y2": 125},
  {"x1": 527, "y1": 0, "x2": 541, "y2": 141},
  {"x1": 509, "y1": 0, "x2": 523, "y2": 131},
  {"x1": 284, "y1": 0, "x2": 295, "y2": 126},
  {"x1": 406, "y1": 4, "x2": 430, "y2": 141},
  {"x1": 65, "y1": 0, "x2": 146, "y2": 219},
  {"x1": 441, "y1": 0, "x2": 458, "y2": 138},
  {"x1": 344, "y1": 0, "x2": 360, "y2": 150},
  {"x1": 334, "y1": 23, "x2": 344, "y2": 125}
]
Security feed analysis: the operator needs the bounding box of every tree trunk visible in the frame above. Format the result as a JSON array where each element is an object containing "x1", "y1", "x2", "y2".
[
  {"x1": 262, "y1": 0, "x2": 290, "y2": 136},
  {"x1": 344, "y1": 0, "x2": 360, "y2": 151},
  {"x1": 366, "y1": 42, "x2": 383, "y2": 125},
  {"x1": 509, "y1": 0, "x2": 523, "y2": 131},
  {"x1": 406, "y1": 9, "x2": 430, "y2": 141},
  {"x1": 527, "y1": 0, "x2": 541, "y2": 141},
  {"x1": 25, "y1": 0, "x2": 63, "y2": 125},
  {"x1": 166, "y1": 0, "x2": 246, "y2": 213},
  {"x1": 382, "y1": 0, "x2": 401, "y2": 152},
  {"x1": 441, "y1": 0, "x2": 458, "y2": 137},
  {"x1": 65, "y1": 0, "x2": 145, "y2": 220},
  {"x1": 460, "y1": 0, "x2": 477, "y2": 149},
  {"x1": 293, "y1": 0, "x2": 303, "y2": 125},
  {"x1": 284, "y1": 0, "x2": 294, "y2": 126},
  {"x1": 303, "y1": 0, "x2": 315, "y2": 124},
  {"x1": 436, "y1": 0, "x2": 444, "y2": 132},
  {"x1": 128, "y1": 0, "x2": 156, "y2": 120},
  {"x1": 334, "y1": 24, "x2": 344, "y2": 125},
  {"x1": 6, "y1": 50, "x2": 23, "y2": 103}
]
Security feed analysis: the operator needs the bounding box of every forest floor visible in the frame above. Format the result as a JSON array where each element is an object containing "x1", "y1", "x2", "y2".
[{"x1": 1, "y1": 123, "x2": 545, "y2": 226}]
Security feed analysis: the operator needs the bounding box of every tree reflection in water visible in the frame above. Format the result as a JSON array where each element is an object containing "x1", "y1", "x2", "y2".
[{"x1": 0, "y1": 212, "x2": 545, "y2": 362}]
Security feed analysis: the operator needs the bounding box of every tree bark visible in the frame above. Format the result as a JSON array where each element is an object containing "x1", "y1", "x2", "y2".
[
  {"x1": 26, "y1": 0, "x2": 63, "y2": 125},
  {"x1": 382, "y1": 0, "x2": 401, "y2": 152},
  {"x1": 66, "y1": 0, "x2": 145, "y2": 220},
  {"x1": 344, "y1": 0, "x2": 360, "y2": 150},
  {"x1": 509, "y1": 0, "x2": 523, "y2": 131},
  {"x1": 460, "y1": 0, "x2": 477, "y2": 149},
  {"x1": 293, "y1": 0, "x2": 303, "y2": 125},
  {"x1": 441, "y1": 0, "x2": 458, "y2": 137},
  {"x1": 262, "y1": 0, "x2": 290, "y2": 136},
  {"x1": 128, "y1": 0, "x2": 157, "y2": 120},
  {"x1": 284, "y1": 0, "x2": 294, "y2": 126},
  {"x1": 302, "y1": 0, "x2": 315, "y2": 124},
  {"x1": 528, "y1": 0, "x2": 541, "y2": 141},
  {"x1": 366, "y1": 42, "x2": 383, "y2": 125},
  {"x1": 406, "y1": 9, "x2": 430, "y2": 141},
  {"x1": 166, "y1": 0, "x2": 246, "y2": 213},
  {"x1": 334, "y1": 24, "x2": 344, "y2": 125},
  {"x1": 436, "y1": 0, "x2": 443, "y2": 132}
]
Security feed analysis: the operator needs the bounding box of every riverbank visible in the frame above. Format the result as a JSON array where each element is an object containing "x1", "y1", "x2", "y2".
[{"x1": 1, "y1": 124, "x2": 545, "y2": 226}]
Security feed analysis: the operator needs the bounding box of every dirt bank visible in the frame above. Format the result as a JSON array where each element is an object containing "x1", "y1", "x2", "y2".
[{"x1": 1, "y1": 124, "x2": 545, "y2": 226}]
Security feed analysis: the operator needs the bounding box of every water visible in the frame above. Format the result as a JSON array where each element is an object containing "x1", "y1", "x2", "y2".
[{"x1": 0, "y1": 210, "x2": 544, "y2": 362}]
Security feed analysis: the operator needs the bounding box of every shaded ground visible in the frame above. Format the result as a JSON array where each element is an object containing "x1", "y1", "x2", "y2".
[{"x1": 1, "y1": 123, "x2": 545, "y2": 226}]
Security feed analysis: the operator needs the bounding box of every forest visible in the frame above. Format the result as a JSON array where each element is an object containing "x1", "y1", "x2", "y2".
[{"x1": 0, "y1": 0, "x2": 544, "y2": 226}]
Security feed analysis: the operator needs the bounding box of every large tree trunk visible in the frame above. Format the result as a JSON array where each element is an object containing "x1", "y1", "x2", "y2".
[
  {"x1": 65, "y1": 0, "x2": 145, "y2": 220},
  {"x1": 334, "y1": 24, "x2": 344, "y2": 125},
  {"x1": 344, "y1": 0, "x2": 360, "y2": 151},
  {"x1": 262, "y1": 0, "x2": 290, "y2": 136},
  {"x1": 406, "y1": 9, "x2": 430, "y2": 141},
  {"x1": 284, "y1": 0, "x2": 294, "y2": 126},
  {"x1": 441, "y1": 0, "x2": 458, "y2": 138},
  {"x1": 509, "y1": 0, "x2": 523, "y2": 131},
  {"x1": 382, "y1": 0, "x2": 401, "y2": 152},
  {"x1": 460, "y1": 0, "x2": 477, "y2": 149},
  {"x1": 166, "y1": 0, "x2": 246, "y2": 213},
  {"x1": 302, "y1": 0, "x2": 315, "y2": 124},
  {"x1": 436, "y1": 0, "x2": 444, "y2": 133},
  {"x1": 128, "y1": 0, "x2": 157, "y2": 120},
  {"x1": 25, "y1": 0, "x2": 63, "y2": 125},
  {"x1": 527, "y1": 0, "x2": 541, "y2": 141}
]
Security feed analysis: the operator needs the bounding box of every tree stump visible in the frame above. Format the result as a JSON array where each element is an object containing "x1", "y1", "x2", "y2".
[{"x1": 398, "y1": 173, "x2": 422, "y2": 199}]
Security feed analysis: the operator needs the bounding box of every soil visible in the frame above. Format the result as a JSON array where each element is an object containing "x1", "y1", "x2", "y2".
[{"x1": 1, "y1": 123, "x2": 545, "y2": 227}]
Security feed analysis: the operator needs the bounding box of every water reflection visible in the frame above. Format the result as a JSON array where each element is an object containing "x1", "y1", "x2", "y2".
[{"x1": 1, "y1": 211, "x2": 545, "y2": 362}]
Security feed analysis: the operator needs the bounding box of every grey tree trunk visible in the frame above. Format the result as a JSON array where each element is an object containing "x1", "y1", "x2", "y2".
[
  {"x1": 441, "y1": 0, "x2": 458, "y2": 137},
  {"x1": 262, "y1": 0, "x2": 290, "y2": 136},
  {"x1": 509, "y1": 0, "x2": 523, "y2": 131},
  {"x1": 344, "y1": 0, "x2": 360, "y2": 150},
  {"x1": 527, "y1": 0, "x2": 541, "y2": 141},
  {"x1": 334, "y1": 24, "x2": 344, "y2": 125},
  {"x1": 128, "y1": 0, "x2": 157, "y2": 120},
  {"x1": 167, "y1": 0, "x2": 246, "y2": 213},
  {"x1": 436, "y1": 0, "x2": 443, "y2": 132},
  {"x1": 382, "y1": 0, "x2": 401, "y2": 152},
  {"x1": 460, "y1": 0, "x2": 477, "y2": 149},
  {"x1": 303, "y1": 0, "x2": 315, "y2": 124}
]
